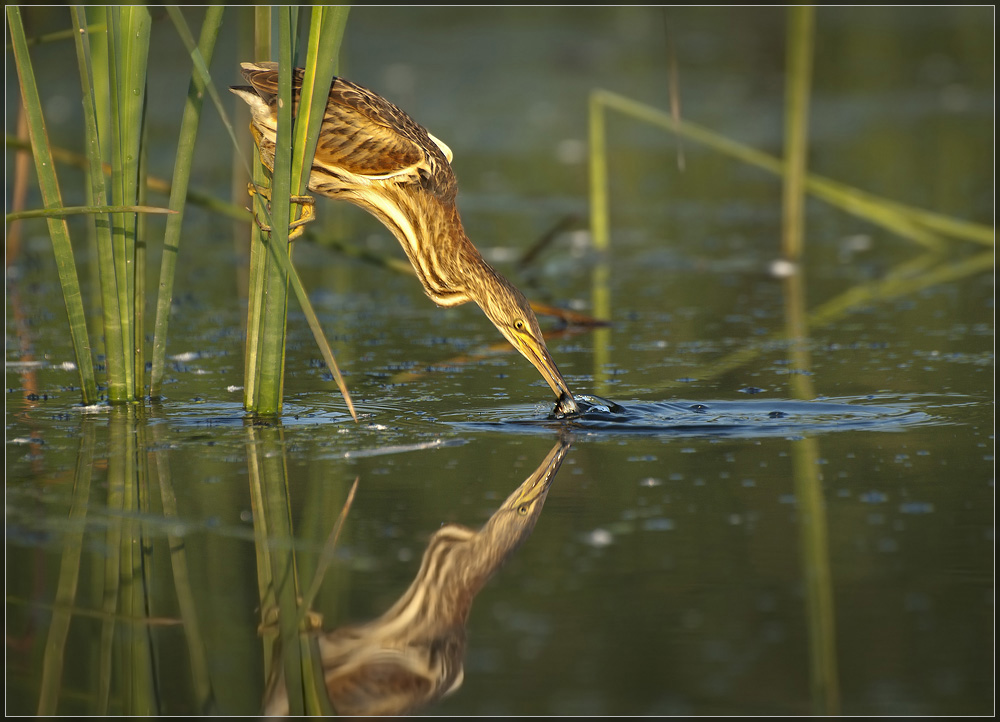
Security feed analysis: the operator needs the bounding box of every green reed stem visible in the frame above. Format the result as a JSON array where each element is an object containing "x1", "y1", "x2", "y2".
[
  {"x1": 588, "y1": 88, "x2": 992, "y2": 249},
  {"x1": 249, "y1": 11, "x2": 298, "y2": 416},
  {"x1": 4, "y1": 19, "x2": 106, "y2": 48},
  {"x1": 135, "y1": 112, "x2": 149, "y2": 394},
  {"x1": 292, "y1": 7, "x2": 348, "y2": 192},
  {"x1": 80, "y1": 7, "x2": 108, "y2": 351},
  {"x1": 150, "y1": 6, "x2": 226, "y2": 398},
  {"x1": 242, "y1": 7, "x2": 272, "y2": 409},
  {"x1": 588, "y1": 93, "x2": 610, "y2": 253},
  {"x1": 73, "y1": 4, "x2": 119, "y2": 394},
  {"x1": 7, "y1": 6, "x2": 98, "y2": 404},
  {"x1": 5, "y1": 205, "x2": 174, "y2": 222},
  {"x1": 103, "y1": 7, "x2": 151, "y2": 402},
  {"x1": 244, "y1": 210, "x2": 268, "y2": 407},
  {"x1": 254, "y1": 5, "x2": 272, "y2": 58},
  {"x1": 587, "y1": 94, "x2": 613, "y2": 393},
  {"x1": 244, "y1": 7, "x2": 355, "y2": 419},
  {"x1": 782, "y1": 6, "x2": 815, "y2": 261},
  {"x1": 285, "y1": 6, "x2": 356, "y2": 420},
  {"x1": 244, "y1": 8, "x2": 276, "y2": 412},
  {"x1": 280, "y1": 250, "x2": 359, "y2": 421},
  {"x1": 84, "y1": 8, "x2": 110, "y2": 169}
]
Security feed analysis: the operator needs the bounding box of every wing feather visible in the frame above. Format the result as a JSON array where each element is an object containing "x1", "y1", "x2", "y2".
[{"x1": 238, "y1": 61, "x2": 451, "y2": 190}]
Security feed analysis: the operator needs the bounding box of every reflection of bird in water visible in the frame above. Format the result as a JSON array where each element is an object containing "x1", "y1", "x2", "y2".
[
  {"x1": 230, "y1": 62, "x2": 579, "y2": 416},
  {"x1": 262, "y1": 438, "x2": 572, "y2": 716}
]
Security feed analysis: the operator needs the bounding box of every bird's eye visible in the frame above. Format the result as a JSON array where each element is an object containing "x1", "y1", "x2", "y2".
[
  {"x1": 517, "y1": 504, "x2": 529, "y2": 515},
  {"x1": 514, "y1": 319, "x2": 525, "y2": 331}
]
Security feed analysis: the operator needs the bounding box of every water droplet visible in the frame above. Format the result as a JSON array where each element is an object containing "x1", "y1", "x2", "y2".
[{"x1": 583, "y1": 528, "x2": 613, "y2": 548}]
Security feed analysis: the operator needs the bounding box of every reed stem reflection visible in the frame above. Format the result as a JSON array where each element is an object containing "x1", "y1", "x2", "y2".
[
  {"x1": 780, "y1": 13, "x2": 840, "y2": 707},
  {"x1": 247, "y1": 423, "x2": 328, "y2": 715}
]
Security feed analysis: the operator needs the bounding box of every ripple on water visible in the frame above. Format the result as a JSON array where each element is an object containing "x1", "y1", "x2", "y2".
[{"x1": 447, "y1": 394, "x2": 940, "y2": 439}]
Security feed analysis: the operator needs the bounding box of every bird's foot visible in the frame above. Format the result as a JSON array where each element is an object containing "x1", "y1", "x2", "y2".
[
  {"x1": 257, "y1": 602, "x2": 324, "y2": 635},
  {"x1": 246, "y1": 182, "x2": 316, "y2": 241}
]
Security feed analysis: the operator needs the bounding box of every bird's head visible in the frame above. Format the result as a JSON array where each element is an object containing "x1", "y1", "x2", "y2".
[
  {"x1": 480, "y1": 437, "x2": 572, "y2": 552},
  {"x1": 474, "y1": 273, "x2": 578, "y2": 414}
]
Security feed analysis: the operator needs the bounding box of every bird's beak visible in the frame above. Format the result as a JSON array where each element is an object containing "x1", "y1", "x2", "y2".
[
  {"x1": 511, "y1": 438, "x2": 572, "y2": 507},
  {"x1": 514, "y1": 334, "x2": 580, "y2": 414}
]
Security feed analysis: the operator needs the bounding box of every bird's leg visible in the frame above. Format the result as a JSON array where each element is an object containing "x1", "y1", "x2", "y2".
[{"x1": 246, "y1": 182, "x2": 316, "y2": 241}]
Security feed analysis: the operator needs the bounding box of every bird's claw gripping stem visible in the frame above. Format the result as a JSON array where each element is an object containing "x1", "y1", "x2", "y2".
[{"x1": 247, "y1": 182, "x2": 316, "y2": 241}]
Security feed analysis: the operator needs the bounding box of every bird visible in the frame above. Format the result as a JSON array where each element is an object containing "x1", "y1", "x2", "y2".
[
  {"x1": 230, "y1": 62, "x2": 580, "y2": 416},
  {"x1": 261, "y1": 437, "x2": 572, "y2": 716}
]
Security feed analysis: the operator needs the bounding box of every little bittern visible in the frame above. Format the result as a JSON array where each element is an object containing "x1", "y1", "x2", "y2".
[{"x1": 231, "y1": 62, "x2": 580, "y2": 415}]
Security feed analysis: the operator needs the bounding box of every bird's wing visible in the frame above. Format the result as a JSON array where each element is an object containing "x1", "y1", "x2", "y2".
[
  {"x1": 316, "y1": 79, "x2": 428, "y2": 181},
  {"x1": 239, "y1": 61, "x2": 454, "y2": 193}
]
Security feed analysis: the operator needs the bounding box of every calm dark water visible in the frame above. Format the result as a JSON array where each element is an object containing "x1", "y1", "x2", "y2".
[{"x1": 6, "y1": 6, "x2": 994, "y2": 716}]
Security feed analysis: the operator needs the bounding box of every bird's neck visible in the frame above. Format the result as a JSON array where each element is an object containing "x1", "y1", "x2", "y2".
[{"x1": 359, "y1": 188, "x2": 499, "y2": 310}]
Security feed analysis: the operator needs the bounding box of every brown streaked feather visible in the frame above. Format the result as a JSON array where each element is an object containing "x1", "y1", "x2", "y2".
[{"x1": 237, "y1": 62, "x2": 454, "y2": 199}]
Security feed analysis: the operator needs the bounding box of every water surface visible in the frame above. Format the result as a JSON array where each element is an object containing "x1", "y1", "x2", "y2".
[{"x1": 5, "y1": 6, "x2": 993, "y2": 717}]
